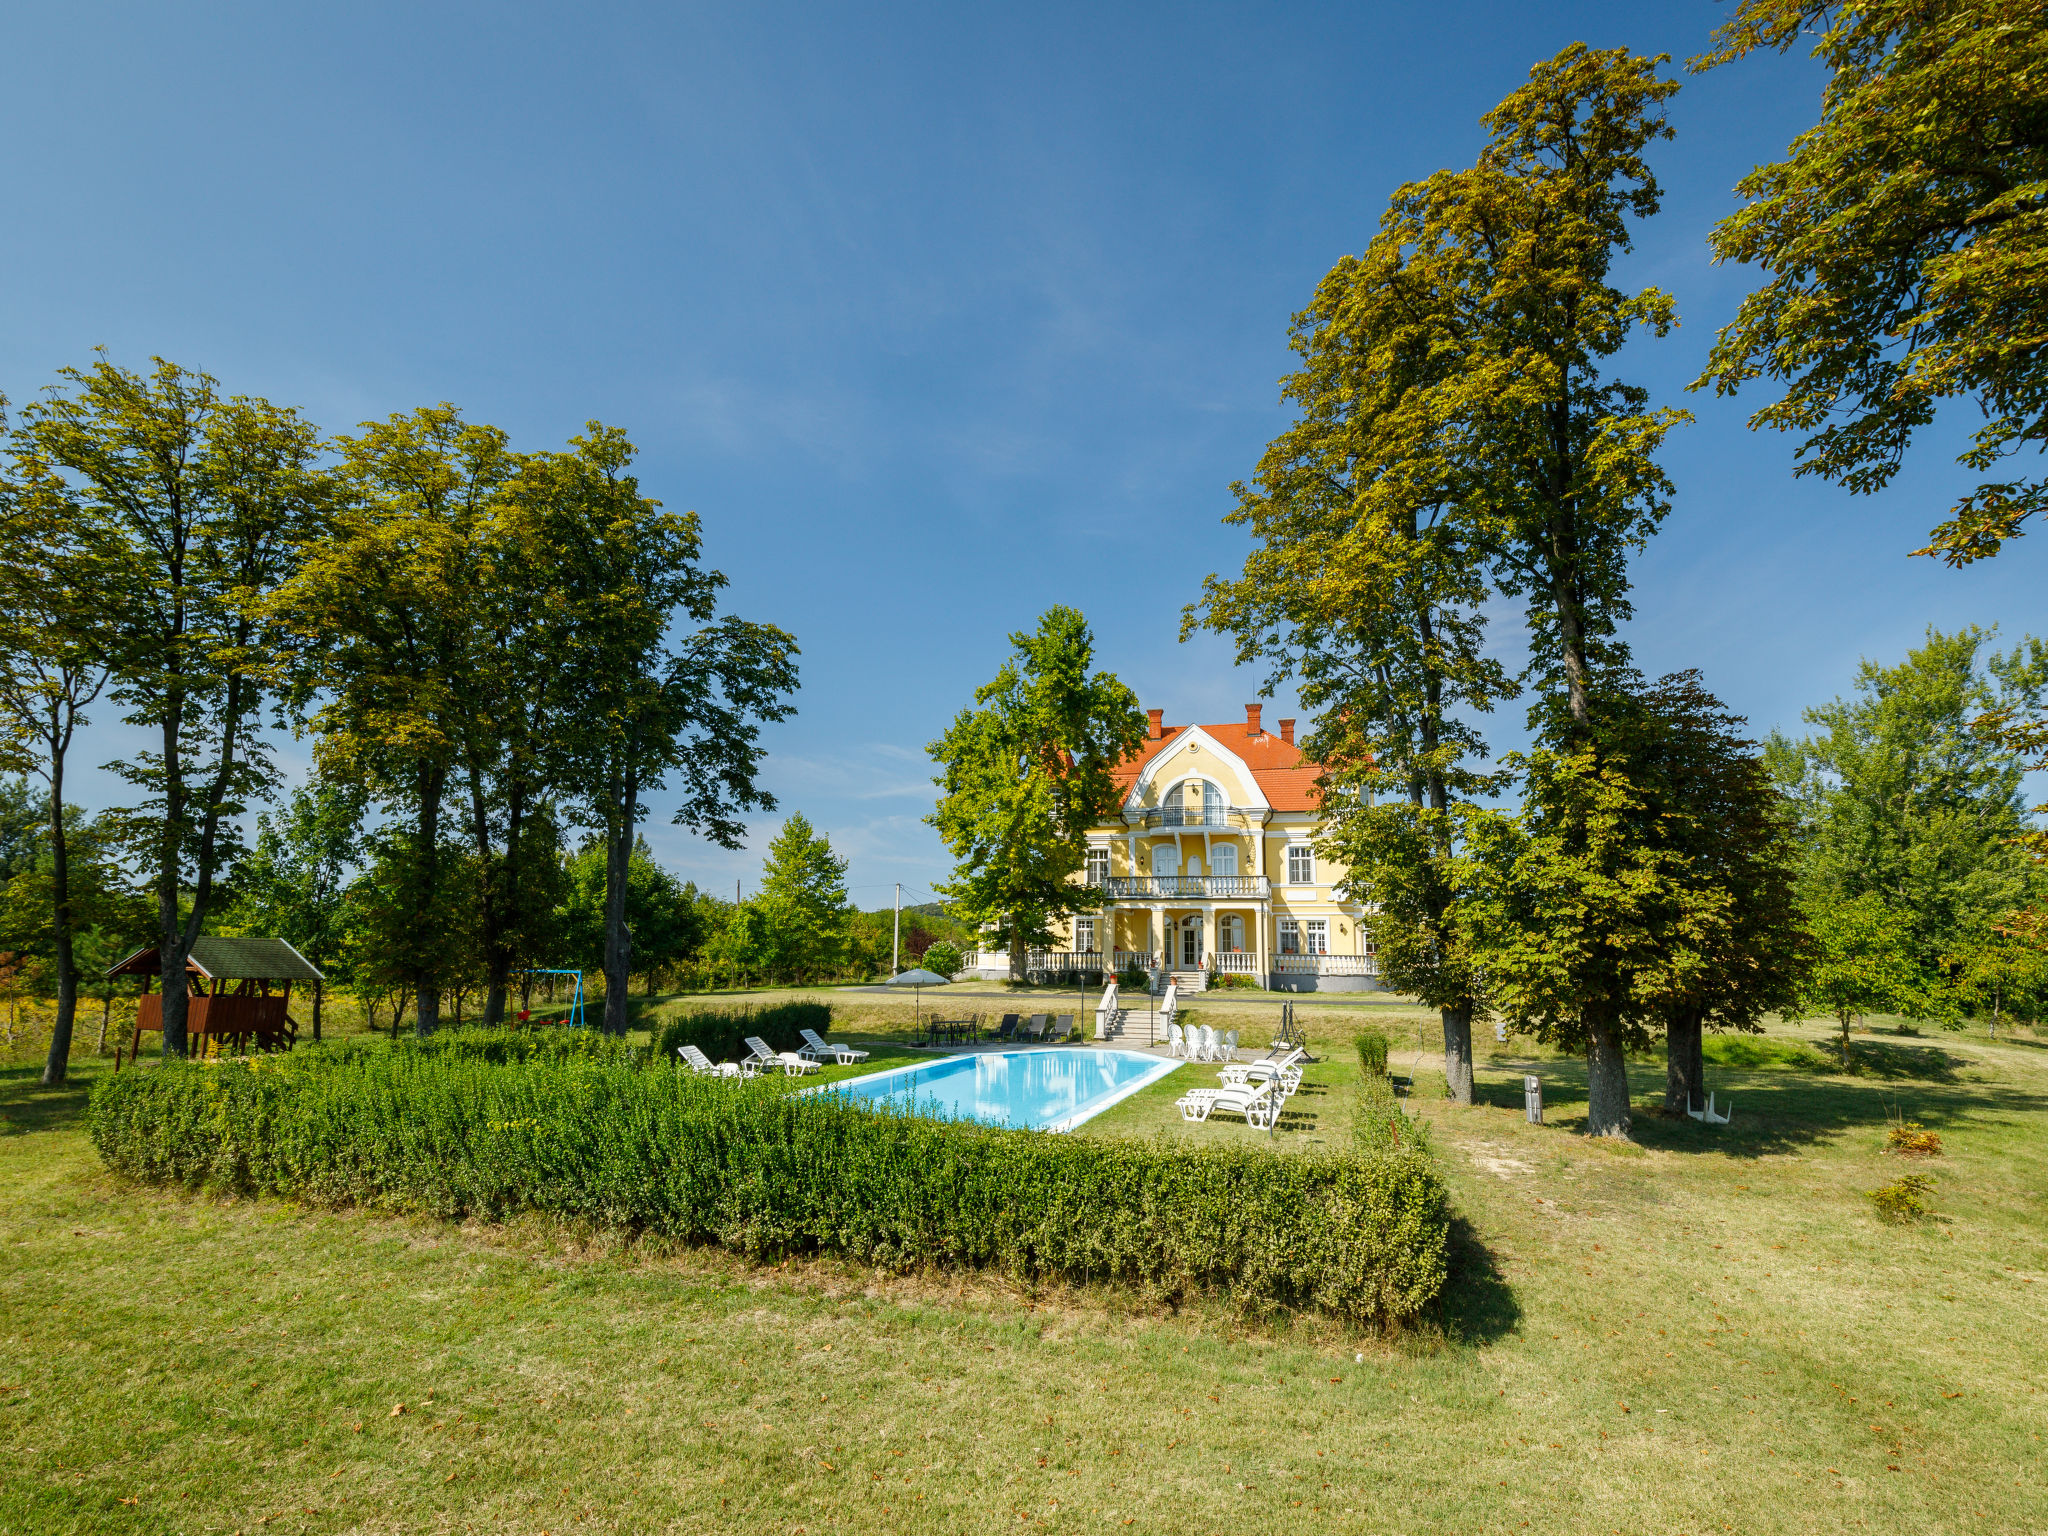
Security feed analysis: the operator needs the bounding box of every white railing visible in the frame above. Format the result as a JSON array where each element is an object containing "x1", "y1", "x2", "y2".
[
  {"x1": 1272, "y1": 953, "x2": 1378, "y2": 975},
  {"x1": 1212, "y1": 951, "x2": 1259, "y2": 974},
  {"x1": 1099, "y1": 876, "x2": 1270, "y2": 900},
  {"x1": 1113, "y1": 949, "x2": 1157, "y2": 970}
]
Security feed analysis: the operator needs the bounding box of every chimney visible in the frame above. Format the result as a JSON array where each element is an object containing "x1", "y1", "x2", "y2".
[
  {"x1": 1245, "y1": 703, "x2": 1263, "y2": 735},
  {"x1": 1279, "y1": 718, "x2": 1296, "y2": 746},
  {"x1": 1146, "y1": 708, "x2": 1164, "y2": 740}
]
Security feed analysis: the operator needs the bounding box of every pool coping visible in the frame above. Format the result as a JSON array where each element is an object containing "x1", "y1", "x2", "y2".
[{"x1": 806, "y1": 1047, "x2": 1183, "y2": 1133}]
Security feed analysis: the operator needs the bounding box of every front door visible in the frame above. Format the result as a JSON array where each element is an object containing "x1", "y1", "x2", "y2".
[{"x1": 1181, "y1": 918, "x2": 1201, "y2": 967}]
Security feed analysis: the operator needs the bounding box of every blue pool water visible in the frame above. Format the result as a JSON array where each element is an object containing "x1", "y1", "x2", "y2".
[{"x1": 819, "y1": 1049, "x2": 1180, "y2": 1132}]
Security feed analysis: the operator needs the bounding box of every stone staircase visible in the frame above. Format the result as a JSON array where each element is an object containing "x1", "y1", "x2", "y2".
[{"x1": 1168, "y1": 969, "x2": 1207, "y2": 994}]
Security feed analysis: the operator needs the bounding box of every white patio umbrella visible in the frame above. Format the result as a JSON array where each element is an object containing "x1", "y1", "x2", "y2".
[{"x1": 885, "y1": 967, "x2": 951, "y2": 1035}]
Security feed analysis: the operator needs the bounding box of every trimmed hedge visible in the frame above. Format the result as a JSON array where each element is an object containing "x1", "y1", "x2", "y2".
[
  {"x1": 653, "y1": 1003, "x2": 832, "y2": 1068},
  {"x1": 89, "y1": 1051, "x2": 1450, "y2": 1326}
]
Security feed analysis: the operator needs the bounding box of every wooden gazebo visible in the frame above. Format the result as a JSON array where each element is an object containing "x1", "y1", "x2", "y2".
[{"x1": 109, "y1": 936, "x2": 323, "y2": 1061}]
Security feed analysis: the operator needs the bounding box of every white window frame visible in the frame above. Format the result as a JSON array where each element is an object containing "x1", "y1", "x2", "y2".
[
  {"x1": 1304, "y1": 918, "x2": 1329, "y2": 956},
  {"x1": 1211, "y1": 842, "x2": 1239, "y2": 878},
  {"x1": 1278, "y1": 917, "x2": 1300, "y2": 955},
  {"x1": 1074, "y1": 917, "x2": 1097, "y2": 953},
  {"x1": 1084, "y1": 846, "x2": 1109, "y2": 886},
  {"x1": 1286, "y1": 844, "x2": 1315, "y2": 885},
  {"x1": 1151, "y1": 844, "x2": 1180, "y2": 877},
  {"x1": 1218, "y1": 913, "x2": 1245, "y2": 952}
]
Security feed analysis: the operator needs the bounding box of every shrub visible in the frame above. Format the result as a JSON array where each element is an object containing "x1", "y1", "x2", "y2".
[
  {"x1": 89, "y1": 1052, "x2": 1451, "y2": 1327},
  {"x1": 314, "y1": 1028, "x2": 642, "y2": 1070},
  {"x1": 1353, "y1": 1070, "x2": 1424, "y2": 1155},
  {"x1": 1208, "y1": 973, "x2": 1260, "y2": 991},
  {"x1": 653, "y1": 1003, "x2": 831, "y2": 1069},
  {"x1": 1117, "y1": 963, "x2": 1152, "y2": 991},
  {"x1": 1886, "y1": 1117, "x2": 1943, "y2": 1157},
  {"x1": 1354, "y1": 1028, "x2": 1390, "y2": 1078},
  {"x1": 921, "y1": 942, "x2": 962, "y2": 979},
  {"x1": 1867, "y1": 1172, "x2": 1936, "y2": 1224}
]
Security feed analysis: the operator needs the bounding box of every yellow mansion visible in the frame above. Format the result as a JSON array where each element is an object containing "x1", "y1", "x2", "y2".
[{"x1": 970, "y1": 704, "x2": 1381, "y2": 992}]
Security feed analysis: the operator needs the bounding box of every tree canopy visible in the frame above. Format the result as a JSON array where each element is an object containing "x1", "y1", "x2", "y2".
[
  {"x1": 929, "y1": 607, "x2": 1144, "y2": 981},
  {"x1": 1694, "y1": 0, "x2": 2048, "y2": 564}
]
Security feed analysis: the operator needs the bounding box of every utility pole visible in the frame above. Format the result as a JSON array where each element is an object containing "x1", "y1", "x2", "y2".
[{"x1": 892, "y1": 883, "x2": 901, "y2": 975}]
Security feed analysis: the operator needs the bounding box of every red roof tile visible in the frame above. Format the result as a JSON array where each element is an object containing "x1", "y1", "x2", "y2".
[{"x1": 1110, "y1": 722, "x2": 1326, "y2": 813}]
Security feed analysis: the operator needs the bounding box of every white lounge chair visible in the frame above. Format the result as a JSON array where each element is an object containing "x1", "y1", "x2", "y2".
[
  {"x1": 1220, "y1": 1047, "x2": 1305, "y2": 1091},
  {"x1": 744, "y1": 1035, "x2": 819, "y2": 1076},
  {"x1": 1174, "y1": 1078, "x2": 1279, "y2": 1130},
  {"x1": 797, "y1": 1027, "x2": 868, "y2": 1066},
  {"x1": 678, "y1": 1044, "x2": 742, "y2": 1078}
]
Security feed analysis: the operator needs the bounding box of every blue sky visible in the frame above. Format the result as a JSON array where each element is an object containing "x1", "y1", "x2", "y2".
[{"x1": 3, "y1": 1, "x2": 2039, "y2": 911}]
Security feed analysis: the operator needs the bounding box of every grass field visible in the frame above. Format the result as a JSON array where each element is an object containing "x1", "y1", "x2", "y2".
[{"x1": 2, "y1": 996, "x2": 2044, "y2": 1534}]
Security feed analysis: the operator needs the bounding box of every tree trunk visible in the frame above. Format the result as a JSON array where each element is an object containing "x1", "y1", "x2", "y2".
[
  {"x1": 311, "y1": 977, "x2": 323, "y2": 1043},
  {"x1": 602, "y1": 752, "x2": 638, "y2": 1036},
  {"x1": 1664, "y1": 1011, "x2": 1705, "y2": 1115},
  {"x1": 1584, "y1": 1015, "x2": 1632, "y2": 1138},
  {"x1": 40, "y1": 756, "x2": 78, "y2": 1087},
  {"x1": 1441, "y1": 1005, "x2": 1474, "y2": 1105},
  {"x1": 97, "y1": 995, "x2": 112, "y2": 1054},
  {"x1": 1008, "y1": 918, "x2": 1026, "y2": 983},
  {"x1": 467, "y1": 760, "x2": 509, "y2": 1030},
  {"x1": 414, "y1": 765, "x2": 445, "y2": 1039},
  {"x1": 1838, "y1": 1011, "x2": 1853, "y2": 1071}
]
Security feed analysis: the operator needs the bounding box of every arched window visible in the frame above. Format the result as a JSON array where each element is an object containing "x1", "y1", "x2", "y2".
[{"x1": 1159, "y1": 777, "x2": 1226, "y2": 827}]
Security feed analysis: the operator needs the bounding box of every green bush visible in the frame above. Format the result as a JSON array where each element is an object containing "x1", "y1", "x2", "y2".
[
  {"x1": 315, "y1": 1028, "x2": 641, "y2": 1069},
  {"x1": 89, "y1": 1051, "x2": 1450, "y2": 1327},
  {"x1": 921, "y1": 942, "x2": 962, "y2": 979},
  {"x1": 1354, "y1": 1028, "x2": 1390, "y2": 1078},
  {"x1": 1353, "y1": 1071, "x2": 1425, "y2": 1155},
  {"x1": 653, "y1": 1002, "x2": 832, "y2": 1069},
  {"x1": 1867, "y1": 1172, "x2": 1936, "y2": 1224},
  {"x1": 1207, "y1": 973, "x2": 1260, "y2": 991}
]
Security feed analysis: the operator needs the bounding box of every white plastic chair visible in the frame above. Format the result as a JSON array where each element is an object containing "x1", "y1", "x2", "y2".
[
  {"x1": 1166, "y1": 1022, "x2": 1184, "y2": 1058},
  {"x1": 1196, "y1": 1025, "x2": 1217, "y2": 1062},
  {"x1": 1219, "y1": 1029, "x2": 1238, "y2": 1063}
]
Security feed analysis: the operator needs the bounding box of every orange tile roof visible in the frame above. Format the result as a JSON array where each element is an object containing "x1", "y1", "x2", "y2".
[{"x1": 1110, "y1": 720, "x2": 1326, "y2": 813}]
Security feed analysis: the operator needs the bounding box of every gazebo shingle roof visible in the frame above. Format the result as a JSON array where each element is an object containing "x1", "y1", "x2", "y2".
[{"x1": 105, "y1": 936, "x2": 324, "y2": 982}]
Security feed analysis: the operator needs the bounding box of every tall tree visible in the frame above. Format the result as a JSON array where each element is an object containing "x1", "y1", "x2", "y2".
[
  {"x1": 928, "y1": 607, "x2": 1146, "y2": 981},
  {"x1": 278, "y1": 405, "x2": 511, "y2": 1038},
  {"x1": 0, "y1": 420, "x2": 118, "y2": 1083},
  {"x1": 1693, "y1": 0, "x2": 2048, "y2": 564},
  {"x1": 1795, "y1": 891, "x2": 1942, "y2": 1068},
  {"x1": 1381, "y1": 44, "x2": 1689, "y2": 731},
  {"x1": 1766, "y1": 627, "x2": 2046, "y2": 977},
  {"x1": 16, "y1": 357, "x2": 324, "y2": 1057},
  {"x1": 224, "y1": 777, "x2": 366, "y2": 1041},
  {"x1": 1187, "y1": 201, "x2": 1510, "y2": 1102},
  {"x1": 1599, "y1": 673, "x2": 1808, "y2": 1116},
  {"x1": 757, "y1": 812, "x2": 850, "y2": 984},
  {"x1": 533, "y1": 426, "x2": 799, "y2": 1033}
]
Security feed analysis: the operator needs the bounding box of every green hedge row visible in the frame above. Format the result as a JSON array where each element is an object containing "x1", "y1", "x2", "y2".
[
  {"x1": 89, "y1": 1050, "x2": 1449, "y2": 1326},
  {"x1": 653, "y1": 1002, "x2": 832, "y2": 1068}
]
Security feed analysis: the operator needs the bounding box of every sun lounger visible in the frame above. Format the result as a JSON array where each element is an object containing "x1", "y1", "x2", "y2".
[
  {"x1": 744, "y1": 1035, "x2": 819, "y2": 1076},
  {"x1": 797, "y1": 1027, "x2": 869, "y2": 1065},
  {"x1": 678, "y1": 1044, "x2": 742, "y2": 1077},
  {"x1": 1049, "y1": 1014, "x2": 1074, "y2": 1043},
  {"x1": 994, "y1": 1014, "x2": 1019, "y2": 1041},
  {"x1": 1220, "y1": 1047, "x2": 1305, "y2": 1091},
  {"x1": 1174, "y1": 1078, "x2": 1279, "y2": 1130},
  {"x1": 1021, "y1": 1014, "x2": 1048, "y2": 1042}
]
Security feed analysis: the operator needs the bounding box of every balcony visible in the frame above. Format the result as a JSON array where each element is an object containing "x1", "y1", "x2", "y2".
[
  {"x1": 1096, "y1": 875, "x2": 1271, "y2": 900},
  {"x1": 1124, "y1": 804, "x2": 1257, "y2": 831}
]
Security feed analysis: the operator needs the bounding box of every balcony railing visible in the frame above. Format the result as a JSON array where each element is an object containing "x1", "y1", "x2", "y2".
[
  {"x1": 1272, "y1": 953, "x2": 1378, "y2": 975},
  {"x1": 1124, "y1": 804, "x2": 1257, "y2": 831},
  {"x1": 1212, "y1": 951, "x2": 1259, "y2": 974},
  {"x1": 1097, "y1": 875, "x2": 1271, "y2": 900}
]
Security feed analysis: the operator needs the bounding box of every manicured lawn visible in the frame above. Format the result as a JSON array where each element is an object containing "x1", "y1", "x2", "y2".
[{"x1": 2, "y1": 1003, "x2": 2044, "y2": 1533}]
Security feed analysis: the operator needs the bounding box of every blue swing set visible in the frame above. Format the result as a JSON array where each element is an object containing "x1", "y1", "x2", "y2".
[{"x1": 516, "y1": 969, "x2": 587, "y2": 1030}]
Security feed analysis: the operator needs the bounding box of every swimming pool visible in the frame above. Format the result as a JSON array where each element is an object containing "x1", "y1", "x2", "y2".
[{"x1": 817, "y1": 1049, "x2": 1180, "y2": 1132}]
